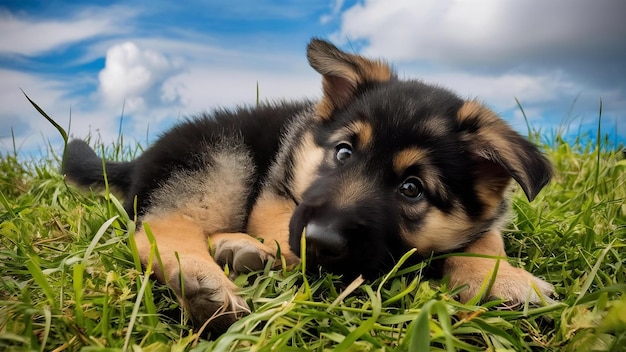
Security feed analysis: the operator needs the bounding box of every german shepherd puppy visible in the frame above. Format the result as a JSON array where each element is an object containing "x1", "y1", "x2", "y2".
[{"x1": 63, "y1": 39, "x2": 554, "y2": 335}]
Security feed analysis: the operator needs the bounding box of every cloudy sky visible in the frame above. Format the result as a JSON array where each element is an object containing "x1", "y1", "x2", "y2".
[{"x1": 1, "y1": 0, "x2": 625, "y2": 158}]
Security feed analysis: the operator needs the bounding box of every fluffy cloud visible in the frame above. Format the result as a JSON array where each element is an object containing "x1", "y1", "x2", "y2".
[
  {"x1": 98, "y1": 42, "x2": 182, "y2": 112},
  {"x1": 335, "y1": 0, "x2": 625, "y2": 66},
  {"x1": 95, "y1": 40, "x2": 321, "y2": 119}
]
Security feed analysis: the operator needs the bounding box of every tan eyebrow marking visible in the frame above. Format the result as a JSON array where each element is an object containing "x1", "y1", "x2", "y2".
[
  {"x1": 393, "y1": 148, "x2": 429, "y2": 176},
  {"x1": 393, "y1": 147, "x2": 447, "y2": 200},
  {"x1": 329, "y1": 120, "x2": 374, "y2": 149}
]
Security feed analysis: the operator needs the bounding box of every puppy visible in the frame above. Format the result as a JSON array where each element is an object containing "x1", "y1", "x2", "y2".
[{"x1": 63, "y1": 38, "x2": 554, "y2": 335}]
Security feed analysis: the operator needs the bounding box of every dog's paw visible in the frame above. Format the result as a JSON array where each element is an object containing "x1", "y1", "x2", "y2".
[
  {"x1": 451, "y1": 260, "x2": 556, "y2": 306},
  {"x1": 212, "y1": 234, "x2": 276, "y2": 275},
  {"x1": 168, "y1": 256, "x2": 250, "y2": 335}
]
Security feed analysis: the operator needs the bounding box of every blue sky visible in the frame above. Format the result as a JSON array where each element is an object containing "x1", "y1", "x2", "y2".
[{"x1": 1, "y1": 0, "x2": 625, "y2": 158}]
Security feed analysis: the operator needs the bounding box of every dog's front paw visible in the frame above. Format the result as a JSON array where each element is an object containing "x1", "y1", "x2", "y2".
[
  {"x1": 212, "y1": 233, "x2": 276, "y2": 275},
  {"x1": 476, "y1": 265, "x2": 555, "y2": 306},
  {"x1": 168, "y1": 256, "x2": 250, "y2": 335},
  {"x1": 449, "y1": 259, "x2": 556, "y2": 306}
]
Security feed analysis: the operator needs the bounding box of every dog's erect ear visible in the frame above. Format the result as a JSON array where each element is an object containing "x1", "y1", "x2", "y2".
[
  {"x1": 457, "y1": 101, "x2": 552, "y2": 201},
  {"x1": 307, "y1": 38, "x2": 393, "y2": 120}
]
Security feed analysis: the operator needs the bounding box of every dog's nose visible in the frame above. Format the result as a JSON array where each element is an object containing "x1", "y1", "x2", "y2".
[{"x1": 305, "y1": 221, "x2": 346, "y2": 259}]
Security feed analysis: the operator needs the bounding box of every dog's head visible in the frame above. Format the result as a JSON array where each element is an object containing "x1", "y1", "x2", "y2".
[{"x1": 288, "y1": 39, "x2": 552, "y2": 280}]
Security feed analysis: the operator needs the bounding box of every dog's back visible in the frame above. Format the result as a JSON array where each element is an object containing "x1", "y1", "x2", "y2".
[{"x1": 63, "y1": 101, "x2": 312, "y2": 217}]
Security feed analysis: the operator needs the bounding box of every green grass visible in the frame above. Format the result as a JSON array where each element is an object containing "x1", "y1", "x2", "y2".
[{"x1": 1, "y1": 116, "x2": 625, "y2": 351}]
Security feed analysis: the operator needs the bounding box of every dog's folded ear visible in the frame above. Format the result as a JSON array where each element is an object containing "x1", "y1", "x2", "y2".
[
  {"x1": 307, "y1": 38, "x2": 394, "y2": 120},
  {"x1": 457, "y1": 100, "x2": 552, "y2": 202}
]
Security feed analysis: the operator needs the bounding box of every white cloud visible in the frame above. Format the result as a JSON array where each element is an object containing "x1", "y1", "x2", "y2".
[
  {"x1": 95, "y1": 39, "x2": 316, "y2": 116},
  {"x1": 98, "y1": 42, "x2": 181, "y2": 112},
  {"x1": 0, "y1": 7, "x2": 136, "y2": 56},
  {"x1": 320, "y1": 0, "x2": 345, "y2": 24},
  {"x1": 335, "y1": 0, "x2": 626, "y2": 64}
]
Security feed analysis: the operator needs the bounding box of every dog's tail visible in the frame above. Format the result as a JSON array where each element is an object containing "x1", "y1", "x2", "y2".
[{"x1": 62, "y1": 139, "x2": 134, "y2": 197}]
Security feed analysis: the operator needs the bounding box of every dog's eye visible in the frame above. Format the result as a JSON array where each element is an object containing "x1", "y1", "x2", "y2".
[
  {"x1": 335, "y1": 143, "x2": 352, "y2": 164},
  {"x1": 399, "y1": 177, "x2": 424, "y2": 199}
]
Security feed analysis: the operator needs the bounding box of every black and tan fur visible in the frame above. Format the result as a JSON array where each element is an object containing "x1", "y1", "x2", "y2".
[{"x1": 63, "y1": 39, "x2": 554, "y2": 335}]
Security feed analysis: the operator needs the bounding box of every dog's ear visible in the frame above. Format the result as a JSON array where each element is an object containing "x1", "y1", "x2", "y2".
[
  {"x1": 307, "y1": 38, "x2": 393, "y2": 120},
  {"x1": 457, "y1": 100, "x2": 552, "y2": 201}
]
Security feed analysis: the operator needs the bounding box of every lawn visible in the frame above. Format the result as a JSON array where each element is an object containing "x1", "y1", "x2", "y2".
[{"x1": 1, "y1": 107, "x2": 625, "y2": 351}]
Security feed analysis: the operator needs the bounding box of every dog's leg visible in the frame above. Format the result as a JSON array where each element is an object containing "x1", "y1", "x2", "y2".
[
  {"x1": 444, "y1": 229, "x2": 555, "y2": 305},
  {"x1": 246, "y1": 193, "x2": 300, "y2": 265},
  {"x1": 135, "y1": 211, "x2": 249, "y2": 335}
]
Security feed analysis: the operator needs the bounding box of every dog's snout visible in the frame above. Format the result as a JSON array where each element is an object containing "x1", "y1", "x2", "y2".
[{"x1": 305, "y1": 221, "x2": 346, "y2": 259}]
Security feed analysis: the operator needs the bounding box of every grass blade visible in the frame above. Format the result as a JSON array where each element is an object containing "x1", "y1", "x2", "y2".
[
  {"x1": 25, "y1": 256, "x2": 56, "y2": 309},
  {"x1": 575, "y1": 240, "x2": 615, "y2": 305},
  {"x1": 409, "y1": 299, "x2": 436, "y2": 352},
  {"x1": 40, "y1": 305, "x2": 51, "y2": 352},
  {"x1": 21, "y1": 89, "x2": 68, "y2": 145}
]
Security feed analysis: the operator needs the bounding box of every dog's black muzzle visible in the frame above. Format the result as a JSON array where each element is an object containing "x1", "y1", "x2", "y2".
[{"x1": 288, "y1": 178, "x2": 402, "y2": 280}]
